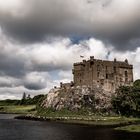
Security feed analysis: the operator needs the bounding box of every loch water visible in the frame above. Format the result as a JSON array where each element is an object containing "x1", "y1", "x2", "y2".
[{"x1": 0, "y1": 114, "x2": 140, "y2": 140}]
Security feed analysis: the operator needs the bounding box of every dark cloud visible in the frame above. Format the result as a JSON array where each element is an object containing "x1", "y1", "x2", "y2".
[
  {"x1": 1, "y1": 0, "x2": 140, "y2": 99},
  {"x1": 24, "y1": 83, "x2": 46, "y2": 90},
  {"x1": 0, "y1": 53, "x2": 26, "y2": 77},
  {"x1": 1, "y1": 0, "x2": 140, "y2": 50}
]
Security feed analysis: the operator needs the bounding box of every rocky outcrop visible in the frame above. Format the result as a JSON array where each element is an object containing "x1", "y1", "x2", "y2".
[{"x1": 41, "y1": 86, "x2": 113, "y2": 113}]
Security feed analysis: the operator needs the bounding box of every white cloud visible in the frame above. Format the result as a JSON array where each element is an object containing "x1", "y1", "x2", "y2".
[{"x1": 0, "y1": 29, "x2": 140, "y2": 99}]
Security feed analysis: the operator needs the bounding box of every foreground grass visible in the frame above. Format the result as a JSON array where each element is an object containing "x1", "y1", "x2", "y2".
[
  {"x1": 0, "y1": 105, "x2": 36, "y2": 114},
  {"x1": 2, "y1": 105, "x2": 140, "y2": 128},
  {"x1": 115, "y1": 125, "x2": 140, "y2": 132},
  {"x1": 20, "y1": 113, "x2": 140, "y2": 127},
  {"x1": 32, "y1": 108, "x2": 140, "y2": 126}
]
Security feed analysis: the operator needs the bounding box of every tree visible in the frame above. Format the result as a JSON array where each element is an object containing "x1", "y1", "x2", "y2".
[
  {"x1": 22, "y1": 92, "x2": 26, "y2": 100},
  {"x1": 27, "y1": 94, "x2": 31, "y2": 99},
  {"x1": 134, "y1": 79, "x2": 140, "y2": 88},
  {"x1": 20, "y1": 92, "x2": 27, "y2": 105},
  {"x1": 112, "y1": 84, "x2": 140, "y2": 117}
]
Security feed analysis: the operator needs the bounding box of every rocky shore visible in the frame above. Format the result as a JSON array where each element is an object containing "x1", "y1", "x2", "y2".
[{"x1": 14, "y1": 114, "x2": 140, "y2": 128}]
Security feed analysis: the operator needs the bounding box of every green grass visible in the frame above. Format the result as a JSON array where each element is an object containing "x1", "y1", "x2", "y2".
[
  {"x1": 35, "y1": 107, "x2": 140, "y2": 126},
  {"x1": 0, "y1": 105, "x2": 36, "y2": 114},
  {"x1": 115, "y1": 125, "x2": 140, "y2": 132}
]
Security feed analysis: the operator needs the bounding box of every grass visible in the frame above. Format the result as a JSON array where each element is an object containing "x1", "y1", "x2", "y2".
[
  {"x1": 34, "y1": 107, "x2": 140, "y2": 126},
  {"x1": 0, "y1": 105, "x2": 36, "y2": 114},
  {"x1": 1, "y1": 104, "x2": 139, "y2": 128},
  {"x1": 115, "y1": 124, "x2": 140, "y2": 132}
]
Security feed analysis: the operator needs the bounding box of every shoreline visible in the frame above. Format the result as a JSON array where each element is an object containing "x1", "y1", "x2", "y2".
[
  {"x1": 0, "y1": 112, "x2": 26, "y2": 115},
  {"x1": 14, "y1": 115, "x2": 140, "y2": 128}
]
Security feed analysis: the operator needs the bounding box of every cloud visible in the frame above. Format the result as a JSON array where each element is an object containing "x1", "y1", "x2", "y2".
[
  {"x1": 1, "y1": 0, "x2": 140, "y2": 99},
  {"x1": 0, "y1": 35, "x2": 140, "y2": 99},
  {"x1": 0, "y1": 0, "x2": 140, "y2": 50},
  {"x1": 0, "y1": 29, "x2": 112, "y2": 99},
  {"x1": 23, "y1": 72, "x2": 47, "y2": 90}
]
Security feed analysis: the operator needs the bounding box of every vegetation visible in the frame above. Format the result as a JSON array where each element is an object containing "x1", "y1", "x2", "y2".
[
  {"x1": 0, "y1": 99, "x2": 21, "y2": 106},
  {"x1": 0, "y1": 105, "x2": 36, "y2": 114},
  {"x1": 0, "y1": 93, "x2": 45, "y2": 114},
  {"x1": 0, "y1": 94, "x2": 45, "y2": 106},
  {"x1": 36, "y1": 106, "x2": 95, "y2": 117},
  {"x1": 20, "y1": 93, "x2": 45, "y2": 105},
  {"x1": 115, "y1": 124, "x2": 140, "y2": 132},
  {"x1": 112, "y1": 80, "x2": 140, "y2": 117}
]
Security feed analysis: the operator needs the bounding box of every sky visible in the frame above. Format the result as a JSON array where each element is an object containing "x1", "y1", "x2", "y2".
[{"x1": 0, "y1": 0, "x2": 140, "y2": 99}]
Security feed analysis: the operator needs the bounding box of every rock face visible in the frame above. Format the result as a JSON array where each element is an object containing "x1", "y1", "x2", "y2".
[{"x1": 41, "y1": 86, "x2": 113, "y2": 113}]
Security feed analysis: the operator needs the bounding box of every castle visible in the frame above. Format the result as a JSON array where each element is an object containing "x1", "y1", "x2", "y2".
[{"x1": 61, "y1": 56, "x2": 133, "y2": 92}]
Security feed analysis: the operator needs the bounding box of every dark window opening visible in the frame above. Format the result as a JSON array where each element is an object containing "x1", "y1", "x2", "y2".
[
  {"x1": 101, "y1": 82, "x2": 104, "y2": 86},
  {"x1": 90, "y1": 61, "x2": 94, "y2": 68},
  {"x1": 97, "y1": 72, "x2": 100, "y2": 78},
  {"x1": 106, "y1": 74, "x2": 108, "y2": 79},
  {"x1": 125, "y1": 71, "x2": 128, "y2": 77},
  {"x1": 114, "y1": 66, "x2": 116, "y2": 73}
]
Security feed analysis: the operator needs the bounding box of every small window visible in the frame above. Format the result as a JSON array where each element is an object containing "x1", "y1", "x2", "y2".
[
  {"x1": 125, "y1": 71, "x2": 128, "y2": 77},
  {"x1": 90, "y1": 61, "x2": 94, "y2": 67},
  {"x1": 101, "y1": 82, "x2": 104, "y2": 86},
  {"x1": 97, "y1": 65, "x2": 100, "y2": 71},
  {"x1": 97, "y1": 72, "x2": 100, "y2": 78},
  {"x1": 106, "y1": 74, "x2": 108, "y2": 79},
  {"x1": 114, "y1": 66, "x2": 116, "y2": 73}
]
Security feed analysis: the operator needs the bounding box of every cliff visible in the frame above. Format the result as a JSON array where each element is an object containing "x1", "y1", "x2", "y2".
[{"x1": 40, "y1": 86, "x2": 113, "y2": 114}]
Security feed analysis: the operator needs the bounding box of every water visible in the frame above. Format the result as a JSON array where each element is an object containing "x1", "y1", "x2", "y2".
[{"x1": 0, "y1": 114, "x2": 140, "y2": 140}]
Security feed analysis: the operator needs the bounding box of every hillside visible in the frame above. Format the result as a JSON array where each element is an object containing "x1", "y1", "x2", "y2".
[{"x1": 40, "y1": 86, "x2": 113, "y2": 114}]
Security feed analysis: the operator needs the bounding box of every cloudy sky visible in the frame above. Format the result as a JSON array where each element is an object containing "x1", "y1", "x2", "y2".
[{"x1": 0, "y1": 0, "x2": 140, "y2": 99}]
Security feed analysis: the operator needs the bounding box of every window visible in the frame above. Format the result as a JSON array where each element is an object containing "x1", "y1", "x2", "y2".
[
  {"x1": 97, "y1": 72, "x2": 100, "y2": 78},
  {"x1": 106, "y1": 74, "x2": 108, "y2": 79},
  {"x1": 114, "y1": 66, "x2": 116, "y2": 73},
  {"x1": 125, "y1": 71, "x2": 128, "y2": 77},
  {"x1": 97, "y1": 65, "x2": 100, "y2": 71},
  {"x1": 90, "y1": 61, "x2": 94, "y2": 68}
]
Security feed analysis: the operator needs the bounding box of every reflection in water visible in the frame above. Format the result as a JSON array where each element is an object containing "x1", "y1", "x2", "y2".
[{"x1": 0, "y1": 114, "x2": 140, "y2": 140}]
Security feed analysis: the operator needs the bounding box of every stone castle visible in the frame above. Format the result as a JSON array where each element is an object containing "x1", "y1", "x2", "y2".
[
  {"x1": 43, "y1": 56, "x2": 134, "y2": 112},
  {"x1": 61, "y1": 56, "x2": 133, "y2": 92}
]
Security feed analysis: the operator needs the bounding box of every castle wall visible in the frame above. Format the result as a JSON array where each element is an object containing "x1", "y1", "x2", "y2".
[{"x1": 72, "y1": 56, "x2": 133, "y2": 92}]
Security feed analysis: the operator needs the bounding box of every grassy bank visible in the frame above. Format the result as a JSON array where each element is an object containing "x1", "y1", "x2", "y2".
[
  {"x1": 32, "y1": 107, "x2": 140, "y2": 126},
  {"x1": 1, "y1": 105, "x2": 140, "y2": 128},
  {"x1": 58, "y1": 117, "x2": 140, "y2": 126},
  {"x1": 18, "y1": 112, "x2": 140, "y2": 127},
  {"x1": 115, "y1": 125, "x2": 140, "y2": 132},
  {"x1": 0, "y1": 105, "x2": 36, "y2": 114}
]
